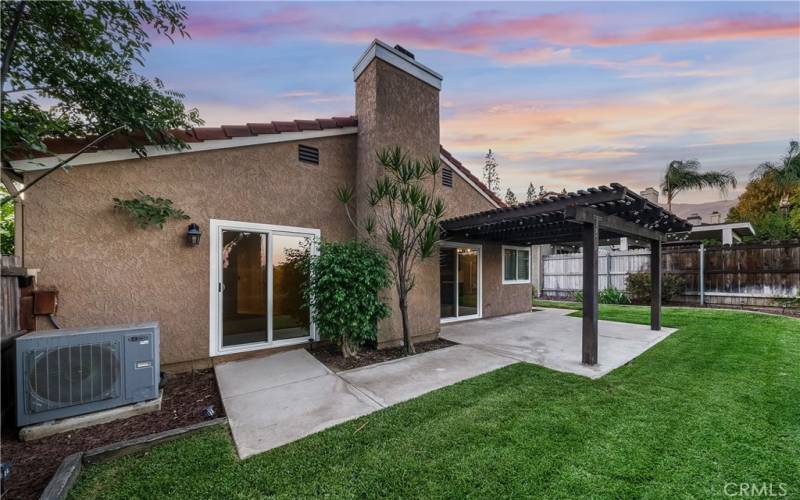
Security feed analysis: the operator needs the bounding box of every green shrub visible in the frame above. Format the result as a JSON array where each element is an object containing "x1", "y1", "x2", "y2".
[
  {"x1": 625, "y1": 272, "x2": 687, "y2": 304},
  {"x1": 574, "y1": 287, "x2": 630, "y2": 304},
  {"x1": 599, "y1": 287, "x2": 631, "y2": 305},
  {"x1": 297, "y1": 239, "x2": 390, "y2": 358}
]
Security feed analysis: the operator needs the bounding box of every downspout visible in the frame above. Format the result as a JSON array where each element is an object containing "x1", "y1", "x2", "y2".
[{"x1": 698, "y1": 243, "x2": 705, "y2": 306}]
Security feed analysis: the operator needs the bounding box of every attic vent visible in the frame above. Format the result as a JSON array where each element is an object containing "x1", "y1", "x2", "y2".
[
  {"x1": 298, "y1": 144, "x2": 319, "y2": 164},
  {"x1": 442, "y1": 167, "x2": 453, "y2": 188},
  {"x1": 394, "y1": 45, "x2": 415, "y2": 59}
]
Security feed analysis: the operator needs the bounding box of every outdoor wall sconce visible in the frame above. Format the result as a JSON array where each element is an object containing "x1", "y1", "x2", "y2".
[{"x1": 186, "y1": 223, "x2": 202, "y2": 247}]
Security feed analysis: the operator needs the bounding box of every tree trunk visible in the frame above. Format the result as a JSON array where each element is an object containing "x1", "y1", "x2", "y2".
[
  {"x1": 341, "y1": 336, "x2": 358, "y2": 358},
  {"x1": 399, "y1": 291, "x2": 415, "y2": 355}
]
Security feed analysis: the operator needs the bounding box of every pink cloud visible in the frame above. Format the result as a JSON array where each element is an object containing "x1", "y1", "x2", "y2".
[
  {"x1": 591, "y1": 16, "x2": 800, "y2": 46},
  {"x1": 186, "y1": 6, "x2": 311, "y2": 39},
  {"x1": 329, "y1": 12, "x2": 798, "y2": 56}
]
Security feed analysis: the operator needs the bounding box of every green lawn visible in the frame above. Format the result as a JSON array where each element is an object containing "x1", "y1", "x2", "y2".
[{"x1": 71, "y1": 306, "x2": 799, "y2": 499}]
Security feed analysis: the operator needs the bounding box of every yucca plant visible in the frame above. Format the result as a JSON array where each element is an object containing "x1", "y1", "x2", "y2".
[{"x1": 337, "y1": 147, "x2": 446, "y2": 354}]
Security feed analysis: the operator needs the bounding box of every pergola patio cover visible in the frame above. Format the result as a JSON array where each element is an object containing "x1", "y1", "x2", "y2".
[{"x1": 441, "y1": 183, "x2": 691, "y2": 366}]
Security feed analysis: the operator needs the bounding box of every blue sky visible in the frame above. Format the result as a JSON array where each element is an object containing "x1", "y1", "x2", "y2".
[{"x1": 143, "y1": 1, "x2": 799, "y2": 203}]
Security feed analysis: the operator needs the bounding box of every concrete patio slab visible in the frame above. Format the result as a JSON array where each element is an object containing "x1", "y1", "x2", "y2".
[
  {"x1": 440, "y1": 308, "x2": 676, "y2": 379},
  {"x1": 339, "y1": 344, "x2": 516, "y2": 407},
  {"x1": 220, "y1": 371, "x2": 380, "y2": 459},
  {"x1": 215, "y1": 349, "x2": 330, "y2": 399}
]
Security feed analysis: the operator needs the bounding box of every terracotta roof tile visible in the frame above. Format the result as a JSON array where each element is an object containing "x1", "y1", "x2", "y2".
[
  {"x1": 316, "y1": 118, "x2": 338, "y2": 129},
  {"x1": 247, "y1": 123, "x2": 277, "y2": 134},
  {"x1": 333, "y1": 116, "x2": 358, "y2": 127},
  {"x1": 272, "y1": 121, "x2": 299, "y2": 133},
  {"x1": 440, "y1": 146, "x2": 506, "y2": 208},
  {"x1": 222, "y1": 125, "x2": 252, "y2": 138},
  {"x1": 193, "y1": 128, "x2": 229, "y2": 141},
  {"x1": 295, "y1": 120, "x2": 321, "y2": 131}
]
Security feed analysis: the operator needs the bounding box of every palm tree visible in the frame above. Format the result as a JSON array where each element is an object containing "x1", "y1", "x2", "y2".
[
  {"x1": 661, "y1": 159, "x2": 737, "y2": 212},
  {"x1": 751, "y1": 140, "x2": 800, "y2": 213}
]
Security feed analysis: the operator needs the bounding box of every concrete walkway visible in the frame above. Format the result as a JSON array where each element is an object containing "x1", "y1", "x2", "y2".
[
  {"x1": 215, "y1": 346, "x2": 513, "y2": 458},
  {"x1": 216, "y1": 309, "x2": 676, "y2": 458},
  {"x1": 440, "y1": 308, "x2": 676, "y2": 379}
]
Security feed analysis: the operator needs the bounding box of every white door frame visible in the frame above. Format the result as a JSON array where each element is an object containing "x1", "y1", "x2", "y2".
[
  {"x1": 439, "y1": 241, "x2": 482, "y2": 324},
  {"x1": 208, "y1": 219, "x2": 320, "y2": 357}
]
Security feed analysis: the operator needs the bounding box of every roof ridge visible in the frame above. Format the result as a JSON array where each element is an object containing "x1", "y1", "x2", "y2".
[{"x1": 439, "y1": 146, "x2": 506, "y2": 208}]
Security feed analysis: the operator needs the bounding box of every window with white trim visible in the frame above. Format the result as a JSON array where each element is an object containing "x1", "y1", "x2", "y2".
[{"x1": 502, "y1": 246, "x2": 530, "y2": 284}]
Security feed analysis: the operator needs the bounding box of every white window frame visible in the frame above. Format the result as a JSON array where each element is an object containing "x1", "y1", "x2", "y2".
[
  {"x1": 502, "y1": 245, "x2": 531, "y2": 285},
  {"x1": 208, "y1": 219, "x2": 320, "y2": 357},
  {"x1": 440, "y1": 242, "x2": 482, "y2": 324}
]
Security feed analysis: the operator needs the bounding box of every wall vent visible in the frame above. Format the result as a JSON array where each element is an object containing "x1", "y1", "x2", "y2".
[
  {"x1": 442, "y1": 167, "x2": 453, "y2": 187},
  {"x1": 298, "y1": 144, "x2": 319, "y2": 164}
]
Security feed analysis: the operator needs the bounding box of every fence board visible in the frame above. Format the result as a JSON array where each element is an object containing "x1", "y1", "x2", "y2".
[{"x1": 542, "y1": 241, "x2": 800, "y2": 303}]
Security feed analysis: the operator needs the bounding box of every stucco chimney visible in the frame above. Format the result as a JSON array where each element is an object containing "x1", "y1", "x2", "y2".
[
  {"x1": 640, "y1": 187, "x2": 659, "y2": 204},
  {"x1": 709, "y1": 211, "x2": 721, "y2": 224},
  {"x1": 352, "y1": 39, "x2": 443, "y2": 345},
  {"x1": 687, "y1": 213, "x2": 702, "y2": 226},
  {"x1": 353, "y1": 40, "x2": 442, "y2": 229}
]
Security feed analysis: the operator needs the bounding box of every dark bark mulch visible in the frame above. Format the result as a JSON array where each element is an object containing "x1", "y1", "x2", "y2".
[
  {"x1": 308, "y1": 338, "x2": 457, "y2": 372},
  {"x1": 0, "y1": 369, "x2": 224, "y2": 500}
]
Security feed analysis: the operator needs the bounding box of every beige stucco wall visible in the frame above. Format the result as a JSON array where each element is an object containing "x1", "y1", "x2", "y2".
[
  {"x1": 355, "y1": 58, "x2": 444, "y2": 347},
  {"x1": 23, "y1": 135, "x2": 357, "y2": 365}
]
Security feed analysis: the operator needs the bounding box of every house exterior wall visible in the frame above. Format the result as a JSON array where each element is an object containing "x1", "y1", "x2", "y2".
[
  {"x1": 23, "y1": 134, "x2": 357, "y2": 366},
  {"x1": 20, "y1": 43, "x2": 532, "y2": 368}
]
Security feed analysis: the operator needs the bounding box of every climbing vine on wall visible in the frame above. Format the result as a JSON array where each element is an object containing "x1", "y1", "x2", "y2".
[{"x1": 113, "y1": 191, "x2": 189, "y2": 229}]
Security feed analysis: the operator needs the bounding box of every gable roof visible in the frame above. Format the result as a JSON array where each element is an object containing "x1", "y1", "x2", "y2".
[
  {"x1": 8, "y1": 116, "x2": 504, "y2": 209},
  {"x1": 440, "y1": 146, "x2": 506, "y2": 208}
]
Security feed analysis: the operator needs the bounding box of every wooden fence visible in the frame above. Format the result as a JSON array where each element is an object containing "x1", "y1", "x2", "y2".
[{"x1": 541, "y1": 240, "x2": 800, "y2": 306}]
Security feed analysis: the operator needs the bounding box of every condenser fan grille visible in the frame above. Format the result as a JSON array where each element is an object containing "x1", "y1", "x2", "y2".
[{"x1": 25, "y1": 342, "x2": 120, "y2": 414}]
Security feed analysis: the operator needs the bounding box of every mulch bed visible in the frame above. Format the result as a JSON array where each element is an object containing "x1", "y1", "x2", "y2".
[
  {"x1": 0, "y1": 369, "x2": 224, "y2": 500},
  {"x1": 308, "y1": 338, "x2": 457, "y2": 372}
]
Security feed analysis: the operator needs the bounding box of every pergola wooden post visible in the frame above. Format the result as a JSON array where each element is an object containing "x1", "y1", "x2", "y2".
[
  {"x1": 650, "y1": 239, "x2": 662, "y2": 331},
  {"x1": 440, "y1": 183, "x2": 689, "y2": 368},
  {"x1": 581, "y1": 219, "x2": 599, "y2": 365}
]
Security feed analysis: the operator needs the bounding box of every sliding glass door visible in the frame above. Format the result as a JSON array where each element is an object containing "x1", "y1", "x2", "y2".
[
  {"x1": 210, "y1": 220, "x2": 318, "y2": 356},
  {"x1": 440, "y1": 243, "x2": 482, "y2": 322}
]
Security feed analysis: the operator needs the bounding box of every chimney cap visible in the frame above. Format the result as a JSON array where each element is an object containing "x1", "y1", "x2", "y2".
[
  {"x1": 353, "y1": 39, "x2": 443, "y2": 90},
  {"x1": 394, "y1": 45, "x2": 415, "y2": 59}
]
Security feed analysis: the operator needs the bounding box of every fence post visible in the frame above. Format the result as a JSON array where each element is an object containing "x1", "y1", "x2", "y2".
[{"x1": 699, "y1": 243, "x2": 705, "y2": 306}]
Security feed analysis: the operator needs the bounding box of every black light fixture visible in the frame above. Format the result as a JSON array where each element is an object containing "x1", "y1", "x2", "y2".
[{"x1": 186, "y1": 223, "x2": 202, "y2": 246}]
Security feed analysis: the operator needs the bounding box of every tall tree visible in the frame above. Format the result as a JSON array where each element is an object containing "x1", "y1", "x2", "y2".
[
  {"x1": 1, "y1": 0, "x2": 202, "y2": 201},
  {"x1": 337, "y1": 147, "x2": 445, "y2": 355},
  {"x1": 504, "y1": 187, "x2": 518, "y2": 206},
  {"x1": 526, "y1": 182, "x2": 544, "y2": 202},
  {"x1": 482, "y1": 148, "x2": 500, "y2": 196},
  {"x1": 751, "y1": 140, "x2": 800, "y2": 211},
  {"x1": 728, "y1": 140, "x2": 800, "y2": 241},
  {"x1": 661, "y1": 159, "x2": 737, "y2": 212}
]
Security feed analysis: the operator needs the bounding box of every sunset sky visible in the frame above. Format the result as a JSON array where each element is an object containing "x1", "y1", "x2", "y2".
[{"x1": 146, "y1": 1, "x2": 799, "y2": 203}]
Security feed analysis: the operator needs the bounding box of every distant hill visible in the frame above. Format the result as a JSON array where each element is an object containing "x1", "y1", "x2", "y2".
[{"x1": 664, "y1": 199, "x2": 738, "y2": 222}]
